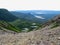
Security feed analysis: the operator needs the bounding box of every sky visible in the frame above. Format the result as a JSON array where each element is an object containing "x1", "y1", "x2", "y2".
[{"x1": 0, "y1": 0, "x2": 60, "y2": 11}]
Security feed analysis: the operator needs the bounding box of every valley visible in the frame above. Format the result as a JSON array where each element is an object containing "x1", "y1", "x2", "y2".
[{"x1": 0, "y1": 9, "x2": 60, "y2": 45}]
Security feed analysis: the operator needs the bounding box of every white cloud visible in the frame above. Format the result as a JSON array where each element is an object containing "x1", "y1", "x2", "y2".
[
  {"x1": 34, "y1": 15, "x2": 45, "y2": 19},
  {"x1": 0, "y1": 0, "x2": 60, "y2": 11}
]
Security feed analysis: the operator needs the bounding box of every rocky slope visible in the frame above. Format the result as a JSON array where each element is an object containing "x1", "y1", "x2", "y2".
[{"x1": 0, "y1": 25, "x2": 60, "y2": 45}]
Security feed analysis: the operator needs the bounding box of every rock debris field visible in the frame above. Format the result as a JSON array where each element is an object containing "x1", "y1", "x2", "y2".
[{"x1": 0, "y1": 26, "x2": 60, "y2": 45}]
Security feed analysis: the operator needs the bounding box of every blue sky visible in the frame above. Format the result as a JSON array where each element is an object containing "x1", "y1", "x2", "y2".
[{"x1": 0, "y1": 0, "x2": 60, "y2": 11}]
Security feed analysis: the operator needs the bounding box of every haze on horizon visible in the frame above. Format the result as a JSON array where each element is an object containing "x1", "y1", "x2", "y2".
[{"x1": 0, "y1": 0, "x2": 60, "y2": 11}]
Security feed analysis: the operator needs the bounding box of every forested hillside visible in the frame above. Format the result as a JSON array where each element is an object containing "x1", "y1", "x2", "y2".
[{"x1": 0, "y1": 9, "x2": 42, "y2": 32}]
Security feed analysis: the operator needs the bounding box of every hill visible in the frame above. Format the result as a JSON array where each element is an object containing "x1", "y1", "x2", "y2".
[
  {"x1": 0, "y1": 9, "x2": 21, "y2": 32},
  {"x1": 11, "y1": 10, "x2": 60, "y2": 23},
  {"x1": 0, "y1": 21, "x2": 21, "y2": 32},
  {"x1": 0, "y1": 9, "x2": 18, "y2": 22},
  {"x1": 11, "y1": 11, "x2": 45, "y2": 23}
]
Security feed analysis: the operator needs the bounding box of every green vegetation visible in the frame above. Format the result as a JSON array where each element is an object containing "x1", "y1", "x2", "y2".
[
  {"x1": 0, "y1": 21, "x2": 21, "y2": 32},
  {"x1": 10, "y1": 19, "x2": 42, "y2": 32},
  {"x1": 0, "y1": 9, "x2": 18, "y2": 22},
  {"x1": 0, "y1": 9, "x2": 21, "y2": 32},
  {"x1": 51, "y1": 22, "x2": 60, "y2": 28}
]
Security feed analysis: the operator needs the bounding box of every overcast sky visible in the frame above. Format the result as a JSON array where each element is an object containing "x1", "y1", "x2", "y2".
[{"x1": 0, "y1": 0, "x2": 60, "y2": 11}]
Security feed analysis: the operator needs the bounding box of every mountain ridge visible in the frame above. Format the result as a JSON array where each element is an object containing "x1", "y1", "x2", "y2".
[{"x1": 11, "y1": 10, "x2": 60, "y2": 23}]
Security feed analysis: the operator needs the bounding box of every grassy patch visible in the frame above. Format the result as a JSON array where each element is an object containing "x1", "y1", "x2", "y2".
[{"x1": 51, "y1": 22, "x2": 60, "y2": 28}]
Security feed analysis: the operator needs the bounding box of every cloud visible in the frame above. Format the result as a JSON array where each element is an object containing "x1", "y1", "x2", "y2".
[{"x1": 34, "y1": 15, "x2": 45, "y2": 19}]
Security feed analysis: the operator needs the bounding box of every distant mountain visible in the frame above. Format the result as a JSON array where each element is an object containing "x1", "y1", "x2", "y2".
[
  {"x1": 15, "y1": 10, "x2": 60, "y2": 14},
  {"x1": 11, "y1": 11, "x2": 45, "y2": 23},
  {"x1": 11, "y1": 10, "x2": 60, "y2": 23},
  {"x1": 0, "y1": 9, "x2": 18, "y2": 22}
]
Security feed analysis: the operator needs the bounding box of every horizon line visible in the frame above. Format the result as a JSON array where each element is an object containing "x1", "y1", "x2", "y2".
[{"x1": 0, "y1": 8, "x2": 60, "y2": 11}]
